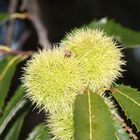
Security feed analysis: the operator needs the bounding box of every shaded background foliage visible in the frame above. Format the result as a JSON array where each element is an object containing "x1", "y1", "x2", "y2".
[{"x1": 0, "y1": 0, "x2": 140, "y2": 139}]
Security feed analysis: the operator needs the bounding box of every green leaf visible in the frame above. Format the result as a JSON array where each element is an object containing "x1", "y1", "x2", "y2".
[
  {"x1": 0, "y1": 98, "x2": 27, "y2": 135},
  {"x1": 74, "y1": 89, "x2": 117, "y2": 140},
  {"x1": 112, "y1": 85, "x2": 140, "y2": 130},
  {"x1": 4, "y1": 110, "x2": 27, "y2": 140},
  {"x1": 0, "y1": 86, "x2": 26, "y2": 134},
  {"x1": 113, "y1": 117, "x2": 132, "y2": 140},
  {"x1": 0, "y1": 56, "x2": 13, "y2": 74},
  {"x1": 88, "y1": 18, "x2": 140, "y2": 48},
  {"x1": 26, "y1": 123, "x2": 51, "y2": 140},
  {"x1": 0, "y1": 55, "x2": 27, "y2": 113},
  {"x1": 0, "y1": 13, "x2": 8, "y2": 21}
]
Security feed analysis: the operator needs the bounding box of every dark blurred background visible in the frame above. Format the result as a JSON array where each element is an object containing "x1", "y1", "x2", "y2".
[
  {"x1": 0, "y1": 0, "x2": 140, "y2": 139},
  {"x1": 1, "y1": 0, "x2": 140, "y2": 44}
]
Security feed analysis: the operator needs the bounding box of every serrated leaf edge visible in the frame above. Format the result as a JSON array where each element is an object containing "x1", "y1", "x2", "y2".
[{"x1": 115, "y1": 88, "x2": 140, "y2": 108}]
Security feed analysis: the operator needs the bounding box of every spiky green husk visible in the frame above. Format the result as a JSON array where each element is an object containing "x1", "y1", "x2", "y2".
[
  {"x1": 22, "y1": 28, "x2": 125, "y2": 140},
  {"x1": 48, "y1": 107, "x2": 74, "y2": 140},
  {"x1": 62, "y1": 28, "x2": 125, "y2": 91},
  {"x1": 22, "y1": 48, "x2": 86, "y2": 113}
]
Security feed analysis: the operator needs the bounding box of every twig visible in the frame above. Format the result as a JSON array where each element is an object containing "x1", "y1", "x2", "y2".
[
  {"x1": 16, "y1": 30, "x2": 31, "y2": 50},
  {"x1": 113, "y1": 114, "x2": 138, "y2": 140},
  {"x1": 26, "y1": 0, "x2": 52, "y2": 49},
  {"x1": 8, "y1": 0, "x2": 18, "y2": 13},
  {"x1": 0, "y1": 49, "x2": 33, "y2": 56}
]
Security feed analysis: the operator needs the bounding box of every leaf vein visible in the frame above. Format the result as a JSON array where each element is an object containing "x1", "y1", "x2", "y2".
[
  {"x1": 116, "y1": 89, "x2": 140, "y2": 107},
  {"x1": 88, "y1": 90, "x2": 92, "y2": 140}
]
